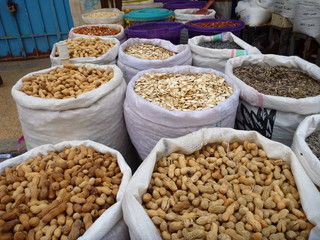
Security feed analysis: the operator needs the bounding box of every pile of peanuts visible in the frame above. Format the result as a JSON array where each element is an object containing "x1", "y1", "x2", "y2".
[
  {"x1": 86, "y1": 11, "x2": 121, "y2": 18},
  {"x1": 55, "y1": 38, "x2": 115, "y2": 58},
  {"x1": 134, "y1": 72, "x2": 233, "y2": 111},
  {"x1": 142, "y1": 141, "x2": 313, "y2": 240},
  {"x1": 124, "y1": 44, "x2": 177, "y2": 60},
  {"x1": 73, "y1": 26, "x2": 120, "y2": 36},
  {"x1": 0, "y1": 145, "x2": 122, "y2": 240},
  {"x1": 189, "y1": 21, "x2": 240, "y2": 28},
  {"x1": 20, "y1": 64, "x2": 114, "y2": 99}
]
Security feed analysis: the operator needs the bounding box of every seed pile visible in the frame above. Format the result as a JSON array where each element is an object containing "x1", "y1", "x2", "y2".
[
  {"x1": 189, "y1": 21, "x2": 240, "y2": 28},
  {"x1": 73, "y1": 26, "x2": 120, "y2": 36},
  {"x1": 124, "y1": 44, "x2": 177, "y2": 60},
  {"x1": 20, "y1": 64, "x2": 114, "y2": 99},
  {"x1": 86, "y1": 11, "x2": 120, "y2": 18},
  {"x1": 306, "y1": 130, "x2": 320, "y2": 159},
  {"x1": 55, "y1": 38, "x2": 115, "y2": 58},
  {"x1": 134, "y1": 72, "x2": 233, "y2": 111},
  {"x1": 142, "y1": 141, "x2": 313, "y2": 240},
  {"x1": 199, "y1": 41, "x2": 243, "y2": 49},
  {"x1": 233, "y1": 65, "x2": 320, "y2": 98}
]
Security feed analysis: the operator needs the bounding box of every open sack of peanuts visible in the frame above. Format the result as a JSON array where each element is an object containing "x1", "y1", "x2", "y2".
[
  {"x1": 123, "y1": 128, "x2": 320, "y2": 240},
  {"x1": 11, "y1": 64, "x2": 134, "y2": 169},
  {"x1": 0, "y1": 140, "x2": 132, "y2": 240},
  {"x1": 50, "y1": 37, "x2": 120, "y2": 66}
]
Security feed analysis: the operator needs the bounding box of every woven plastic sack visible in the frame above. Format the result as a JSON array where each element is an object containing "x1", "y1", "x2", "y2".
[
  {"x1": 117, "y1": 38, "x2": 192, "y2": 83},
  {"x1": 124, "y1": 65, "x2": 240, "y2": 160},
  {"x1": 0, "y1": 140, "x2": 132, "y2": 240},
  {"x1": 82, "y1": 8, "x2": 125, "y2": 26},
  {"x1": 292, "y1": 114, "x2": 320, "y2": 186},
  {"x1": 11, "y1": 64, "x2": 134, "y2": 166},
  {"x1": 68, "y1": 24, "x2": 126, "y2": 43},
  {"x1": 50, "y1": 38, "x2": 120, "y2": 66},
  {"x1": 225, "y1": 54, "x2": 320, "y2": 147},
  {"x1": 189, "y1": 32, "x2": 261, "y2": 73},
  {"x1": 293, "y1": 0, "x2": 320, "y2": 43},
  {"x1": 123, "y1": 128, "x2": 320, "y2": 240}
]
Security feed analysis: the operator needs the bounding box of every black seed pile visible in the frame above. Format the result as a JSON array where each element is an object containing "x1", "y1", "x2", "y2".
[
  {"x1": 306, "y1": 130, "x2": 320, "y2": 159},
  {"x1": 199, "y1": 41, "x2": 243, "y2": 49}
]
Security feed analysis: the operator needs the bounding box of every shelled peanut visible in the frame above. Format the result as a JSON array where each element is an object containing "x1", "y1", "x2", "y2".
[
  {"x1": 55, "y1": 38, "x2": 115, "y2": 58},
  {"x1": 20, "y1": 64, "x2": 114, "y2": 99},
  {"x1": 142, "y1": 141, "x2": 314, "y2": 240},
  {"x1": 73, "y1": 26, "x2": 121, "y2": 36},
  {"x1": 124, "y1": 44, "x2": 177, "y2": 60},
  {"x1": 0, "y1": 145, "x2": 122, "y2": 240}
]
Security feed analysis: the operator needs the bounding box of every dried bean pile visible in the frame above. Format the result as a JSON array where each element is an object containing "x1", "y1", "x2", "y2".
[
  {"x1": 134, "y1": 72, "x2": 233, "y2": 111},
  {"x1": 233, "y1": 65, "x2": 320, "y2": 98},
  {"x1": 142, "y1": 141, "x2": 313, "y2": 240},
  {"x1": 0, "y1": 145, "x2": 122, "y2": 240},
  {"x1": 73, "y1": 26, "x2": 120, "y2": 36},
  {"x1": 124, "y1": 44, "x2": 177, "y2": 60},
  {"x1": 188, "y1": 21, "x2": 240, "y2": 28},
  {"x1": 306, "y1": 130, "x2": 320, "y2": 159},
  {"x1": 199, "y1": 41, "x2": 243, "y2": 49},
  {"x1": 55, "y1": 38, "x2": 115, "y2": 58},
  {"x1": 20, "y1": 64, "x2": 114, "y2": 99}
]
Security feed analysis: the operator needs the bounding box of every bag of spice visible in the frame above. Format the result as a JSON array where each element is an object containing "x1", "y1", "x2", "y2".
[
  {"x1": 188, "y1": 32, "x2": 261, "y2": 73},
  {"x1": 225, "y1": 54, "x2": 320, "y2": 147},
  {"x1": 124, "y1": 65, "x2": 240, "y2": 159},
  {"x1": 292, "y1": 114, "x2": 320, "y2": 186},
  {"x1": 117, "y1": 38, "x2": 192, "y2": 83},
  {"x1": 0, "y1": 140, "x2": 132, "y2": 240},
  {"x1": 68, "y1": 24, "x2": 126, "y2": 43},
  {"x1": 123, "y1": 128, "x2": 320, "y2": 240}
]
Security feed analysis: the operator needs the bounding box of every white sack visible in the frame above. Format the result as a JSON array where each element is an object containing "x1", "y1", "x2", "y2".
[
  {"x1": 122, "y1": 128, "x2": 320, "y2": 240},
  {"x1": 189, "y1": 32, "x2": 261, "y2": 73},
  {"x1": 124, "y1": 65, "x2": 240, "y2": 160},
  {"x1": 174, "y1": 8, "x2": 216, "y2": 44},
  {"x1": 117, "y1": 38, "x2": 192, "y2": 83},
  {"x1": 11, "y1": 64, "x2": 133, "y2": 166},
  {"x1": 0, "y1": 140, "x2": 132, "y2": 240},
  {"x1": 174, "y1": 8, "x2": 216, "y2": 22},
  {"x1": 82, "y1": 8, "x2": 125, "y2": 25},
  {"x1": 293, "y1": 0, "x2": 320, "y2": 43},
  {"x1": 292, "y1": 114, "x2": 320, "y2": 186},
  {"x1": 274, "y1": 0, "x2": 297, "y2": 22},
  {"x1": 50, "y1": 38, "x2": 120, "y2": 66},
  {"x1": 235, "y1": 1, "x2": 272, "y2": 26},
  {"x1": 68, "y1": 24, "x2": 126, "y2": 43},
  {"x1": 225, "y1": 54, "x2": 320, "y2": 146}
]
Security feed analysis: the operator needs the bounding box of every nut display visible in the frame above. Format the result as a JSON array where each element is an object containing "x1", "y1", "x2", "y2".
[
  {"x1": 72, "y1": 26, "x2": 120, "y2": 36},
  {"x1": 124, "y1": 44, "x2": 177, "y2": 60},
  {"x1": 134, "y1": 72, "x2": 233, "y2": 111},
  {"x1": 199, "y1": 41, "x2": 243, "y2": 50},
  {"x1": 188, "y1": 21, "x2": 240, "y2": 28},
  {"x1": 142, "y1": 141, "x2": 314, "y2": 240},
  {"x1": 0, "y1": 145, "x2": 122, "y2": 240},
  {"x1": 20, "y1": 64, "x2": 114, "y2": 99},
  {"x1": 55, "y1": 38, "x2": 115, "y2": 58},
  {"x1": 86, "y1": 11, "x2": 121, "y2": 18},
  {"x1": 233, "y1": 65, "x2": 320, "y2": 98}
]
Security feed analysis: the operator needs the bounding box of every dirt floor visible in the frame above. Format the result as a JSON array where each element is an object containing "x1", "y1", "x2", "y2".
[{"x1": 0, "y1": 58, "x2": 51, "y2": 155}]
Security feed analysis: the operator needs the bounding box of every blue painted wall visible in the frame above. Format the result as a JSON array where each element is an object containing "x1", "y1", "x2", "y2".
[{"x1": 0, "y1": 0, "x2": 73, "y2": 60}]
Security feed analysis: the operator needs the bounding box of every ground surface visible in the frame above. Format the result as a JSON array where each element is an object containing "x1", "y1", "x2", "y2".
[{"x1": 0, "y1": 58, "x2": 51, "y2": 156}]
